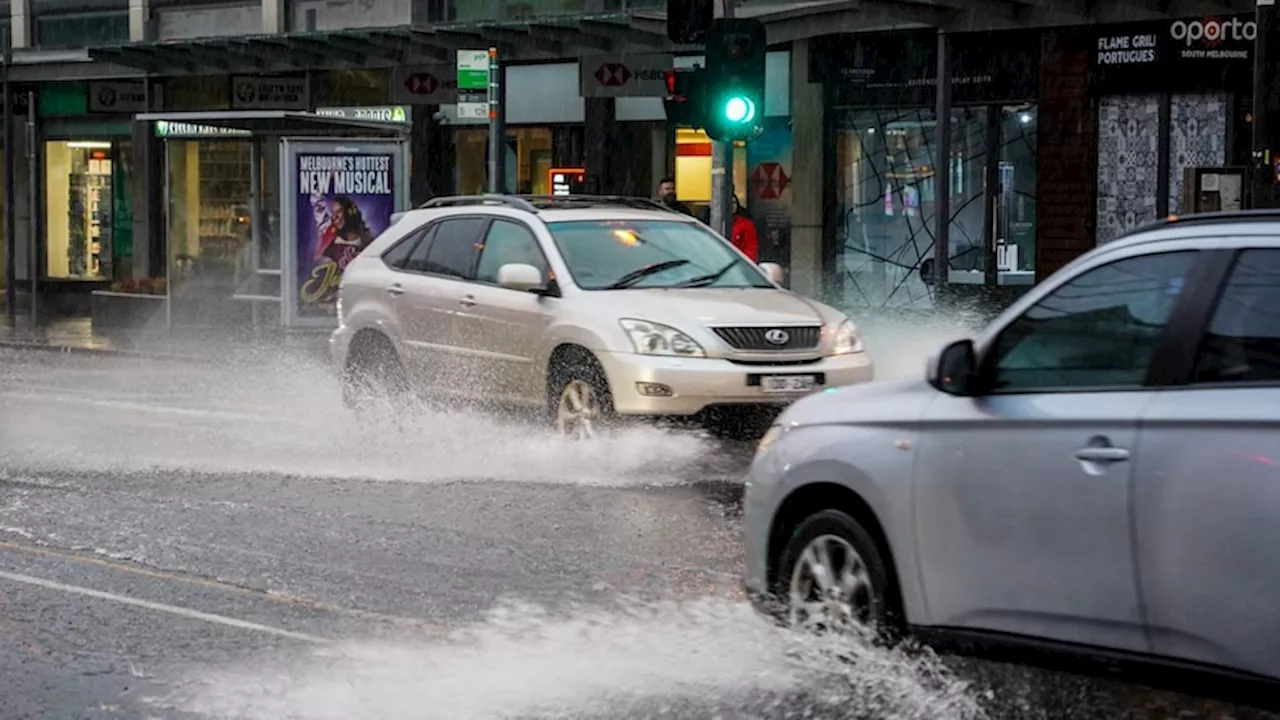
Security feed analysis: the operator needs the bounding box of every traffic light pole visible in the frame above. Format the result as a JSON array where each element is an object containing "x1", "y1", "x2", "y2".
[
  {"x1": 708, "y1": 0, "x2": 734, "y2": 239},
  {"x1": 1251, "y1": 2, "x2": 1280, "y2": 208}
]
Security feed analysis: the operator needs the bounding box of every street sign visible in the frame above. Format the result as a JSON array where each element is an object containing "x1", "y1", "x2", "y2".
[
  {"x1": 457, "y1": 50, "x2": 490, "y2": 119},
  {"x1": 579, "y1": 54, "x2": 674, "y2": 98}
]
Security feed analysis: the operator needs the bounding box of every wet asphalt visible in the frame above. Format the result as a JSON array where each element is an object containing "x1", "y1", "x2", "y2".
[{"x1": 0, "y1": 347, "x2": 1276, "y2": 720}]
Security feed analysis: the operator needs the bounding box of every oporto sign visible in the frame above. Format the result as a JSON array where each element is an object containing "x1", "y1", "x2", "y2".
[{"x1": 1169, "y1": 16, "x2": 1256, "y2": 46}]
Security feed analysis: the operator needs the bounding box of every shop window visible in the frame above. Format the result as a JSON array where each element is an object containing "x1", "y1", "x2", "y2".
[
  {"x1": 674, "y1": 128, "x2": 747, "y2": 223},
  {"x1": 1097, "y1": 96, "x2": 1159, "y2": 245},
  {"x1": 833, "y1": 105, "x2": 1037, "y2": 310},
  {"x1": 35, "y1": 12, "x2": 128, "y2": 49},
  {"x1": 165, "y1": 140, "x2": 254, "y2": 318},
  {"x1": 455, "y1": 127, "x2": 554, "y2": 195},
  {"x1": 1168, "y1": 93, "x2": 1228, "y2": 215},
  {"x1": 45, "y1": 141, "x2": 117, "y2": 281}
]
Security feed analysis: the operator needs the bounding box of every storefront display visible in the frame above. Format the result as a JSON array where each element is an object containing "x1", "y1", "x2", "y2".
[
  {"x1": 281, "y1": 138, "x2": 409, "y2": 327},
  {"x1": 46, "y1": 141, "x2": 118, "y2": 281}
]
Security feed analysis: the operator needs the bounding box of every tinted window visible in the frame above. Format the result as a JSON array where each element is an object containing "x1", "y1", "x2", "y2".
[
  {"x1": 475, "y1": 221, "x2": 548, "y2": 285},
  {"x1": 422, "y1": 218, "x2": 486, "y2": 278},
  {"x1": 401, "y1": 226, "x2": 438, "y2": 273},
  {"x1": 545, "y1": 220, "x2": 772, "y2": 290},
  {"x1": 381, "y1": 227, "x2": 427, "y2": 270},
  {"x1": 989, "y1": 251, "x2": 1196, "y2": 391},
  {"x1": 1193, "y1": 249, "x2": 1280, "y2": 384}
]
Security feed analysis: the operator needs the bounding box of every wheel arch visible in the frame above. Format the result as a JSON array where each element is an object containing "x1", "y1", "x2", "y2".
[{"x1": 766, "y1": 480, "x2": 907, "y2": 623}]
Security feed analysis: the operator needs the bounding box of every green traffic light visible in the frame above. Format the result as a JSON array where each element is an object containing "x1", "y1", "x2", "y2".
[{"x1": 723, "y1": 95, "x2": 756, "y2": 124}]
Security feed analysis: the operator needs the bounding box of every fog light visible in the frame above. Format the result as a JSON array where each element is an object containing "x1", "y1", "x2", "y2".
[{"x1": 636, "y1": 382, "x2": 673, "y2": 397}]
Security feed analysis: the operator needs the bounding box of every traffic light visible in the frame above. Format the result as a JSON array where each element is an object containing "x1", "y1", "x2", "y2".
[
  {"x1": 663, "y1": 67, "x2": 708, "y2": 129},
  {"x1": 705, "y1": 18, "x2": 766, "y2": 143},
  {"x1": 666, "y1": 0, "x2": 713, "y2": 44}
]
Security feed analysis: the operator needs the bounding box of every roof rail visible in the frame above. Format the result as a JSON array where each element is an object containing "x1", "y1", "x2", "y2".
[
  {"x1": 418, "y1": 195, "x2": 539, "y2": 213},
  {"x1": 517, "y1": 195, "x2": 675, "y2": 212},
  {"x1": 1128, "y1": 209, "x2": 1280, "y2": 236}
]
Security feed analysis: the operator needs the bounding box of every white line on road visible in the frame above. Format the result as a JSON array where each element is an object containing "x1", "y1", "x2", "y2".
[{"x1": 0, "y1": 569, "x2": 331, "y2": 644}]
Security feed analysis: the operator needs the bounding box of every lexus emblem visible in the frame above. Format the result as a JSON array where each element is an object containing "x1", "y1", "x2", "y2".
[{"x1": 764, "y1": 329, "x2": 790, "y2": 345}]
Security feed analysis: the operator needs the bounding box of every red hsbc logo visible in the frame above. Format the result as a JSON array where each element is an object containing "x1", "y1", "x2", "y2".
[
  {"x1": 404, "y1": 73, "x2": 439, "y2": 95},
  {"x1": 595, "y1": 63, "x2": 631, "y2": 87}
]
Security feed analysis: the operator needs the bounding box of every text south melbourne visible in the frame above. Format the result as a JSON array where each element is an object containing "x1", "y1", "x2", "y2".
[{"x1": 298, "y1": 155, "x2": 393, "y2": 195}]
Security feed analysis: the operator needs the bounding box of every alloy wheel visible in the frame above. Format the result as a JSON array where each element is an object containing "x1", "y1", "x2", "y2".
[
  {"x1": 556, "y1": 379, "x2": 601, "y2": 440},
  {"x1": 787, "y1": 533, "x2": 874, "y2": 632}
]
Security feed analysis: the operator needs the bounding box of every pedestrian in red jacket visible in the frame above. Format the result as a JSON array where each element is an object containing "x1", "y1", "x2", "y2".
[{"x1": 730, "y1": 194, "x2": 759, "y2": 262}]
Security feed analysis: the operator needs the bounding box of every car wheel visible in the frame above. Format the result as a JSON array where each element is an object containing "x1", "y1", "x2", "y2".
[
  {"x1": 548, "y1": 354, "x2": 616, "y2": 440},
  {"x1": 774, "y1": 509, "x2": 895, "y2": 637},
  {"x1": 342, "y1": 333, "x2": 409, "y2": 411}
]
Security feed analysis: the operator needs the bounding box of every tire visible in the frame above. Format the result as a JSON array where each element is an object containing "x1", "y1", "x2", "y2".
[
  {"x1": 547, "y1": 352, "x2": 616, "y2": 440},
  {"x1": 341, "y1": 334, "x2": 410, "y2": 412},
  {"x1": 773, "y1": 509, "x2": 899, "y2": 640}
]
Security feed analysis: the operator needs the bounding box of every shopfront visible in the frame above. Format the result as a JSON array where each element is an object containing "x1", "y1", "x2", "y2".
[
  {"x1": 813, "y1": 29, "x2": 1041, "y2": 310},
  {"x1": 1090, "y1": 14, "x2": 1254, "y2": 244}
]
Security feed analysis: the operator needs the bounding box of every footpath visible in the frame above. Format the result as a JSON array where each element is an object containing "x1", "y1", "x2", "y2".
[{"x1": 0, "y1": 316, "x2": 331, "y2": 365}]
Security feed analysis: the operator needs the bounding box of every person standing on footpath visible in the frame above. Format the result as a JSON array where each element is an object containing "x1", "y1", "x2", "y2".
[
  {"x1": 730, "y1": 194, "x2": 759, "y2": 262},
  {"x1": 656, "y1": 176, "x2": 694, "y2": 216}
]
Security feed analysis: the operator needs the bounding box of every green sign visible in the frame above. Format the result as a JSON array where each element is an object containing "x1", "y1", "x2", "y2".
[
  {"x1": 456, "y1": 50, "x2": 490, "y2": 91},
  {"x1": 154, "y1": 120, "x2": 250, "y2": 138},
  {"x1": 315, "y1": 106, "x2": 409, "y2": 123}
]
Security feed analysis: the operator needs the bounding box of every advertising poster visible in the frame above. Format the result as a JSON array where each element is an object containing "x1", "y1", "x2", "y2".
[
  {"x1": 294, "y1": 151, "x2": 397, "y2": 318},
  {"x1": 746, "y1": 118, "x2": 794, "y2": 281}
]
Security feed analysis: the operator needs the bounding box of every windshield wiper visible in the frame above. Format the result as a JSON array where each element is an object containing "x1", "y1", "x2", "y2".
[
  {"x1": 675, "y1": 258, "x2": 740, "y2": 288},
  {"x1": 604, "y1": 259, "x2": 691, "y2": 289}
]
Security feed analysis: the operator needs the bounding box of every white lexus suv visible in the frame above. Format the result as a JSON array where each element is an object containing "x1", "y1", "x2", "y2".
[{"x1": 330, "y1": 195, "x2": 874, "y2": 437}]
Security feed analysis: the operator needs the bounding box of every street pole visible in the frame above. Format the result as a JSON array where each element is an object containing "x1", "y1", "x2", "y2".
[
  {"x1": 3, "y1": 28, "x2": 14, "y2": 329},
  {"x1": 486, "y1": 46, "x2": 504, "y2": 194},
  {"x1": 26, "y1": 90, "x2": 36, "y2": 327},
  {"x1": 708, "y1": 0, "x2": 734, "y2": 238},
  {"x1": 1251, "y1": 0, "x2": 1279, "y2": 208},
  {"x1": 932, "y1": 31, "x2": 953, "y2": 287}
]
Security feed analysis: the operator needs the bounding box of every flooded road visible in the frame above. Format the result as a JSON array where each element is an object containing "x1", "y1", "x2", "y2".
[{"x1": 0, "y1": 332, "x2": 1273, "y2": 719}]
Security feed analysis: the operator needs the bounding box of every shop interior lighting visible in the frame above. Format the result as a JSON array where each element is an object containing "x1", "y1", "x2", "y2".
[
  {"x1": 66, "y1": 141, "x2": 112, "y2": 149},
  {"x1": 1018, "y1": 112, "x2": 1033, "y2": 124}
]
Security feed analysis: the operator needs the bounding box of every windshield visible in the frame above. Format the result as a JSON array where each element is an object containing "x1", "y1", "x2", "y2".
[{"x1": 545, "y1": 220, "x2": 774, "y2": 290}]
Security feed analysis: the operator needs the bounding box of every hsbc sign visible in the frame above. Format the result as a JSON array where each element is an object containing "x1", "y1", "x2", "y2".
[
  {"x1": 391, "y1": 65, "x2": 459, "y2": 105},
  {"x1": 579, "y1": 54, "x2": 673, "y2": 98}
]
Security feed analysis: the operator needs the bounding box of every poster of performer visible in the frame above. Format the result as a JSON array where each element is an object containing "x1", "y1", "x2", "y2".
[{"x1": 294, "y1": 151, "x2": 397, "y2": 319}]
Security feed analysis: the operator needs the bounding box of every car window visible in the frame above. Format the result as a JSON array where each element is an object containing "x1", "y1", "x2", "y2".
[
  {"x1": 422, "y1": 217, "x2": 487, "y2": 279},
  {"x1": 382, "y1": 226, "x2": 428, "y2": 270},
  {"x1": 401, "y1": 225, "x2": 437, "y2": 273},
  {"x1": 475, "y1": 220, "x2": 548, "y2": 285},
  {"x1": 1192, "y1": 249, "x2": 1280, "y2": 384},
  {"x1": 545, "y1": 219, "x2": 772, "y2": 290},
  {"x1": 988, "y1": 251, "x2": 1197, "y2": 392}
]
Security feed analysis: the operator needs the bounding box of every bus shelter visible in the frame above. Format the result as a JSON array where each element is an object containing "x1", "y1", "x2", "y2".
[{"x1": 131, "y1": 110, "x2": 410, "y2": 331}]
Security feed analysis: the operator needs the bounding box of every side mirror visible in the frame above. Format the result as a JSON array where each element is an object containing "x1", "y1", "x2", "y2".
[
  {"x1": 758, "y1": 262, "x2": 784, "y2": 285},
  {"x1": 927, "y1": 338, "x2": 979, "y2": 396},
  {"x1": 496, "y1": 263, "x2": 545, "y2": 293}
]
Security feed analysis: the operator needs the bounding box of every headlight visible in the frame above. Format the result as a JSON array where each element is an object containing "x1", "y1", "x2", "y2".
[
  {"x1": 756, "y1": 424, "x2": 784, "y2": 456},
  {"x1": 830, "y1": 318, "x2": 864, "y2": 355},
  {"x1": 619, "y1": 319, "x2": 706, "y2": 357}
]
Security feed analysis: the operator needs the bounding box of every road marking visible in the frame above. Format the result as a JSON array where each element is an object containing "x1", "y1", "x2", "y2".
[
  {"x1": 0, "y1": 569, "x2": 330, "y2": 644},
  {"x1": 0, "y1": 540, "x2": 437, "y2": 631}
]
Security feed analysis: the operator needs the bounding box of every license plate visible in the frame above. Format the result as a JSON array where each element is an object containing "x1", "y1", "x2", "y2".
[{"x1": 760, "y1": 374, "x2": 818, "y2": 394}]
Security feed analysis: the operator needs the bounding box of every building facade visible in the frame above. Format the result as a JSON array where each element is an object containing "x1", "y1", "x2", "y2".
[{"x1": 0, "y1": 0, "x2": 1255, "y2": 329}]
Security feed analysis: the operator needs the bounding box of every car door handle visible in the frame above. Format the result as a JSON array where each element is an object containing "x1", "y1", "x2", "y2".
[
  {"x1": 386, "y1": 283, "x2": 404, "y2": 297},
  {"x1": 459, "y1": 295, "x2": 476, "y2": 308},
  {"x1": 1073, "y1": 447, "x2": 1130, "y2": 463}
]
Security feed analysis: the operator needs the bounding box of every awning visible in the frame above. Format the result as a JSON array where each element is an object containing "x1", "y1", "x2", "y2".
[
  {"x1": 134, "y1": 110, "x2": 410, "y2": 138},
  {"x1": 88, "y1": 14, "x2": 683, "y2": 76}
]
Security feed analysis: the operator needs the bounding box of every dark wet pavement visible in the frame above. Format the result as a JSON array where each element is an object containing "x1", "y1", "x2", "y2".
[{"x1": 0, "y1": 348, "x2": 1275, "y2": 719}]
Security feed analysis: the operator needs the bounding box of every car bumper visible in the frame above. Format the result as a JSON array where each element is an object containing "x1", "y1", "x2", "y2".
[{"x1": 595, "y1": 350, "x2": 874, "y2": 416}]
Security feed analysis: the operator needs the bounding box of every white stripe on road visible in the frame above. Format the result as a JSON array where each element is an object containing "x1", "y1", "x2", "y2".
[{"x1": 0, "y1": 569, "x2": 331, "y2": 644}]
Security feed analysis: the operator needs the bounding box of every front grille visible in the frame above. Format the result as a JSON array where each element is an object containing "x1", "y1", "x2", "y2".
[{"x1": 711, "y1": 326, "x2": 821, "y2": 351}]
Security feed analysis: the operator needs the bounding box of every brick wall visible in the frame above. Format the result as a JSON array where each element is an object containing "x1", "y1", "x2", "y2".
[{"x1": 1035, "y1": 28, "x2": 1097, "y2": 282}]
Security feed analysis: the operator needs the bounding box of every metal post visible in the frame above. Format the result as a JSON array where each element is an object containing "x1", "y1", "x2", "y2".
[
  {"x1": 708, "y1": 0, "x2": 735, "y2": 238},
  {"x1": 249, "y1": 138, "x2": 262, "y2": 330},
  {"x1": 25, "y1": 90, "x2": 36, "y2": 327},
  {"x1": 486, "y1": 46, "x2": 504, "y2": 194},
  {"x1": 1251, "y1": 2, "x2": 1279, "y2": 209},
  {"x1": 932, "y1": 31, "x2": 953, "y2": 287},
  {"x1": 982, "y1": 104, "x2": 1000, "y2": 288},
  {"x1": 3, "y1": 28, "x2": 14, "y2": 329}
]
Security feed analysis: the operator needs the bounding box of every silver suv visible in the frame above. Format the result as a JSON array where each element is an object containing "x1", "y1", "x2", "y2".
[{"x1": 330, "y1": 195, "x2": 874, "y2": 436}]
